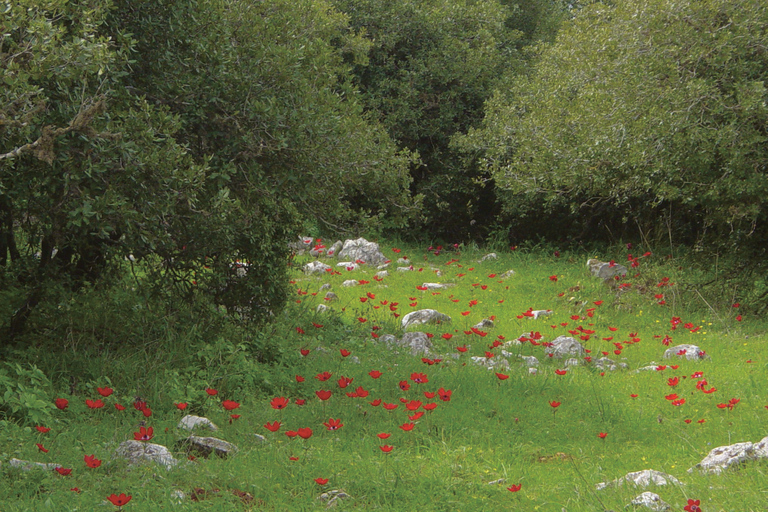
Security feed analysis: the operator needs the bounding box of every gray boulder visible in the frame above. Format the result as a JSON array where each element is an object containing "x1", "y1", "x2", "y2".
[
  {"x1": 182, "y1": 436, "x2": 238, "y2": 458},
  {"x1": 421, "y1": 282, "x2": 454, "y2": 290},
  {"x1": 178, "y1": 415, "x2": 218, "y2": 432},
  {"x1": 401, "y1": 309, "x2": 451, "y2": 330},
  {"x1": 375, "y1": 270, "x2": 389, "y2": 279},
  {"x1": 398, "y1": 332, "x2": 433, "y2": 356},
  {"x1": 473, "y1": 318, "x2": 495, "y2": 330},
  {"x1": 663, "y1": 344, "x2": 706, "y2": 360},
  {"x1": 324, "y1": 292, "x2": 338, "y2": 302},
  {"x1": 545, "y1": 336, "x2": 586, "y2": 359},
  {"x1": 115, "y1": 440, "x2": 178, "y2": 469},
  {"x1": 688, "y1": 439, "x2": 768, "y2": 474},
  {"x1": 479, "y1": 253, "x2": 497, "y2": 262},
  {"x1": 326, "y1": 240, "x2": 343, "y2": 257},
  {"x1": 337, "y1": 238, "x2": 387, "y2": 266},
  {"x1": 587, "y1": 258, "x2": 628, "y2": 281},
  {"x1": 9, "y1": 458, "x2": 63, "y2": 471},
  {"x1": 500, "y1": 270, "x2": 516, "y2": 279},
  {"x1": 342, "y1": 280, "x2": 358, "y2": 287},
  {"x1": 595, "y1": 469, "x2": 681, "y2": 491},
  {"x1": 630, "y1": 492, "x2": 671, "y2": 511},
  {"x1": 304, "y1": 261, "x2": 331, "y2": 274}
]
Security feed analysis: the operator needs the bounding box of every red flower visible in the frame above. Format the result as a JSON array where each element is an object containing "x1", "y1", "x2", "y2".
[
  {"x1": 133, "y1": 400, "x2": 147, "y2": 411},
  {"x1": 315, "y1": 478, "x2": 328, "y2": 485},
  {"x1": 315, "y1": 371, "x2": 332, "y2": 381},
  {"x1": 300, "y1": 349, "x2": 310, "y2": 356},
  {"x1": 380, "y1": 445, "x2": 394, "y2": 453},
  {"x1": 142, "y1": 408, "x2": 152, "y2": 418},
  {"x1": 668, "y1": 377, "x2": 679, "y2": 387},
  {"x1": 222, "y1": 400, "x2": 240, "y2": 411},
  {"x1": 86, "y1": 399, "x2": 105, "y2": 409},
  {"x1": 114, "y1": 403, "x2": 126, "y2": 411},
  {"x1": 368, "y1": 370, "x2": 383, "y2": 379},
  {"x1": 423, "y1": 402, "x2": 438, "y2": 411},
  {"x1": 337, "y1": 376, "x2": 353, "y2": 388},
  {"x1": 175, "y1": 402, "x2": 188, "y2": 411},
  {"x1": 437, "y1": 387, "x2": 452, "y2": 401},
  {"x1": 264, "y1": 421, "x2": 281, "y2": 432},
  {"x1": 377, "y1": 433, "x2": 391, "y2": 439},
  {"x1": 315, "y1": 390, "x2": 332, "y2": 401},
  {"x1": 549, "y1": 401, "x2": 561, "y2": 408},
  {"x1": 205, "y1": 388, "x2": 218, "y2": 396},
  {"x1": 323, "y1": 418, "x2": 343, "y2": 431},
  {"x1": 410, "y1": 372, "x2": 428, "y2": 384},
  {"x1": 495, "y1": 373, "x2": 509, "y2": 380},
  {"x1": 285, "y1": 430, "x2": 298, "y2": 438},
  {"x1": 289, "y1": 456, "x2": 299, "y2": 461},
  {"x1": 382, "y1": 402, "x2": 398, "y2": 410},
  {"x1": 354, "y1": 386, "x2": 369, "y2": 398},
  {"x1": 369, "y1": 399, "x2": 382, "y2": 406},
  {"x1": 296, "y1": 327, "x2": 305, "y2": 334},
  {"x1": 35, "y1": 426, "x2": 51, "y2": 434},
  {"x1": 133, "y1": 426, "x2": 154, "y2": 441},
  {"x1": 36, "y1": 443, "x2": 49, "y2": 453},
  {"x1": 555, "y1": 369, "x2": 567, "y2": 376},
  {"x1": 84, "y1": 454, "x2": 102, "y2": 468},
  {"x1": 684, "y1": 499, "x2": 701, "y2": 512},
  {"x1": 298, "y1": 427, "x2": 313, "y2": 439},
  {"x1": 97, "y1": 387, "x2": 114, "y2": 397},
  {"x1": 549, "y1": 275, "x2": 558, "y2": 282},
  {"x1": 55, "y1": 398, "x2": 69, "y2": 410},
  {"x1": 107, "y1": 493, "x2": 132, "y2": 507},
  {"x1": 405, "y1": 400, "x2": 422, "y2": 411},
  {"x1": 630, "y1": 394, "x2": 638, "y2": 398},
  {"x1": 296, "y1": 375, "x2": 305, "y2": 383},
  {"x1": 398, "y1": 381, "x2": 411, "y2": 391},
  {"x1": 340, "y1": 349, "x2": 351, "y2": 357},
  {"x1": 399, "y1": 422, "x2": 415, "y2": 432},
  {"x1": 409, "y1": 412, "x2": 425, "y2": 420},
  {"x1": 271, "y1": 397, "x2": 289, "y2": 409},
  {"x1": 54, "y1": 467, "x2": 72, "y2": 476},
  {"x1": 442, "y1": 333, "x2": 453, "y2": 340},
  {"x1": 597, "y1": 432, "x2": 607, "y2": 439},
  {"x1": 507, "y1": 484, "x2": 522, "y2": 492}
]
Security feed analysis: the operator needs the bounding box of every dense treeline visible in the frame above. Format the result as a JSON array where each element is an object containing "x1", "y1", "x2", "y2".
[{"x1": 1, "y1": 0, "x2": 766, "y2": 345}]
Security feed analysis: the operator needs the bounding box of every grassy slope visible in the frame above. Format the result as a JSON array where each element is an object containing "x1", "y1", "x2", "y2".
[{"x1": 1, "y1": 244, "x2": 766, "y2": 511}]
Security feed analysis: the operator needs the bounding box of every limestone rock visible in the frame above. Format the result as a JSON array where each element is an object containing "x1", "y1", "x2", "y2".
[
  {"x1": 183, "y1": 436, "x2": 238, "y2": 458},
  {"x1": 663, "y1": 344, "x2": 706, "y2": 361},
  {"x1": 545, "y1": 336, "x2": 586, "y2": 359},
  {"x1": 318, "y1": 489, "x2": 350, "y2": 508},
  {"x1": 479, "y1": 253, "x2": 497, "y2": 262},
  {"x1": 594, "y1": 357, "x2": 629, "y2": 371},
  {"x1": 401, "y1": 309, "x2": 451, "y2": 330},
  {"x1": 531, "y1": 309, "x2": 552, "y2": 319},
  {"x1": 473, "y1": 318, "x2": 494, "y2": 330},
  {"x1": 398, "y1": 332, "x2": 433, "y2": 356},
  {"x1": 587, "y1": 258, "x2": 628, "y2": 281},
  {"x1": 316, "y1": 304, "x2": 329, "y2": 313},
  {"x1": 9, "y1": 458, "x2": 63, "y2": 471},
  {"x1": 500, "y1": 269, "x2": 516, "y2": 279},
  {"x1": 337, "y1": 262, "x2": 358, "y2": 271},
  {"x1": 397, "y1": 257, "x2": 411, "y2": 265},
  {"x1": 324, "y1": 292, "x2": 338, "y2": 301},
  {"x1": 564, "y1": 358, "x2": 580, "y2": 367},
  {"x1": 595, "y1": 469, "x2": 681, "y2": 491},
  {"x1": 319, "y1": 283, "x2": 331, "y2": 291},
  {"x1": 397, "y1": 266, "x2": 413, "y2": 272},
  {"x1": 342, "y1": 280, "x2": 358, "y2": 287},
  {"x1": 337, "y1": 238, "x2": 387, "y2": 266},
  {"x1": 304, "y1": 261, "x2": 331, "y2": 274},
  {"x1": 178, "y1": 415, "x2": 218, "y2": 432},
  {"x1": 421, "y1": 282, "x2": 454, "y2": 290},
  {"x1": 471, "y1": 356, "x2": 510, "y2": 371},
  {"x1": 115, "y1": 440, "x2": 178, "y2": 469},
  {"x1": 630, "y1": 492, "x2": 671, "y2": 511},
  {"x1": 326, "y1": 240, "x2": 343, "y2": 257},
  {"x1": 688, "y1": 441, "x2": 763, "y2": 474},
  {"x1": 375, "y1": 271, "x2": 389, "y2": 279},
  {"x1": 528, "y1": 367, "x2": 538, "y2": 375}
]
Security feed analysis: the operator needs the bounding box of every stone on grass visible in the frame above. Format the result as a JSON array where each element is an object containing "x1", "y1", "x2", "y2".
[
  {"x1": 471, "y1": 356, "x2": 510, "y2": 371},
  {"x1": 545, "y1": 336, "x2": 586, "y2": 359},
  {"x1": 9, "y1": 458, "x2": 62, "y2": 471},
  {"x1": 401, "y1": 309, "x2": 451, "y2": 330},
  {"x1": 342, "y1": 280, "x2": 358, "y2": 287},
  {"x1": 421, "y1": 282, "x2": 454, "y2": 290},
  {"x1": 500, "y1": 270, "x2": 516, "y2": 279},
  {"x1": 253, "y1": 433, "x2": 267, "y2": 443},
  {"x1": 182, "y1": 436, "x2": 238, "y2": 458},
  {"x1": 337, "y1": 262, "x2": 358, "y2": 271},
  {"x1": 479, "y1": 253, "x2": 497, "y2": 262},
  {"x1": 304, "y1": 261, "x2": 331, "y2": 274},
  {"x1": 595, "y1": 469, "x2": 681, "y2": 491},
  {"x1": 318, "y1": 489, "x2": 350, "y2": 508},
  {"x1": 528, "y1": 367, "x2": 538, "y2": 375},
  {"x1": 115, "y1": 440, "x2": 178, "y2": 469},
  {"x1": 564, "y1": 358, "x2": 580, "y2": 367},
  {"x1": 473, "y1": 318, "x2": 494, "y2": 330},
  {"x1": 397, "y1": 266, "x2": 413, "y2": 272},
  {"x1": 319, "y1": 283, "x2": 331, "y2": 291},
  {"x1": 587, "y1": 258, "x2": 628, "y2": 281},
  {"x1": 663, "y1": 344, "x2": 706, "y2": 360},
  {"x1": 324, "y1": 292, "x2": 338, "y2": 301},
  {"x1": 397, "y1": 257, "x2": 411, "y2": 265},
  {"x1": 337, "y1": 238, "x2": 387, "y2": 266},
  {"x1": 326, "y1": 240, "x2": 343, "y2": 257},
  {"x1": 630, "y1": 492, "x2": 671, "y2": 511},
  {"x1": 316, "y1": 304, "x2": 329, "y2": 313},
  {"x1": 531, "y1": 310, "x2": 552, "y2": 319},
  {"x1": 397, "y1": 332, "x2": 433, "y2": 356},
  {"x1": 178, "y1": 415, "x2": 218, "y2": 432},
  {"x1": 375, "y1": 271, "x2": 389, "y2": 279},
  {"x1": 688, "y1": 441, "x2": 765, "y2": 474},
  {"x1": 518, "y1": 355, "x2": 539, "y2": 366},
  {"x1": 594, "y1": 357, "x2": 629, "y2": 371}
]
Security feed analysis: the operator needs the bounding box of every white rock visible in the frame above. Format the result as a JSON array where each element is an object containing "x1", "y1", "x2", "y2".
[
  {"x1": 479, "y1": 253, "x2": 497, "y2": 262},
  {"x1": 595, "y1": 469, "x2": 681, "y2": 491},
  {"x1": 342, "y1": 279, "x2": 358, "y2": 287},
  {"x1": 545, "y1": 336, "x2": 586, "y2": 359},
  {"x1": 587, "y1": 258, "x2": 628, "y2": 281},
  {"x1": 500, "y1": 269, "x2": 515, "y2": 279},
  {"x1": 337, "y1": 238, "x2": 387, "y2": 266},
  {"x1": 178, "y1": 415, "x2": 218, "y2": 431},
  {"x1": 337, "y1": 262, "x2": 358, "y2": 270},
  {"x1": 316, "y1": 304, "x2": 328, "y2": 313},
  {"x1": 375, "y1": 271, "x2": 389, "y2": 279},
  {"x1": 421, "y1": 282, "x2": 454, "y2": 290},
  {"x1": 663, "y1": 344, "x2": 706, "y2": 361},
  {"x1": 531, "y1": 310, "x2": 552, "y2": 319},
  {"x1": 115, "y1": 440, "x2": 178, "y2": 469},
  {"x1": 185, "y1": 436, "x2": 238, "y2": 458},
  {"x1": 401, "y1": 309, "x2": 451, "y2": 330},
  {"x1": 528, "y1": 367, "x2": 538, "y2": 375},
  {"x1": 630, "y1": 492, "x2": 671, "y2": 511},
  {"x1": 397, "y1": 266, "x2": 413, "y2": 272},
  {"x1": 473, "y1": 318, "x2": 494, "y2": 330},
  {"x1": 9, "y1": 458, "x2": 62, "y2": 471},
  {"x1": 688, "y1": 441, "x2": 761, "y2": 474},
  {"x1": 304, "y1": 261, "x2": 331, "y2": 274}
]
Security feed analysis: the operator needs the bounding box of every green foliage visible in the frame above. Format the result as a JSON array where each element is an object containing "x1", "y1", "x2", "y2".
[
  {"x1": 464, "y1": 0, "x2": 768, "y2": 254},
  {"x1": 0, "y1": 363, "x2": 53, "y2": 426}
]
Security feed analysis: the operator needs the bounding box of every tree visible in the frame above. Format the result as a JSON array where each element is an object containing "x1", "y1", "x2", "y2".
[
  {"x1": 464, "y1": 0, "x2": 768, "y2": 248},
  {"x1": 1, "y1": 0, "x2": 414, "y2": 336}
]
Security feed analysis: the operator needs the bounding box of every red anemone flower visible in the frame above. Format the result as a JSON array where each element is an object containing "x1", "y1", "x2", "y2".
[
  {"x1": 437, "y1": 387, "x2": 452, "y2": 401},
  {"x1": 264, "y1": 421, "x2": 281, "y2": 432},
  {"x1": 322, "y1": 418, "x2": 343, "y2": 431},
  {"x1": 133, "y1": 426, "x2": 153, "y2": 441},
  {"x1": 54, "y1": 467, "x2": 72, "y2": 476},
  {"x1": 35, "y1": 426, "x2": 51, "y2": 434},
  {"x1": 107, "y1": 493, "x2": 132, "y2": 507},
  {"x1": 55, "y1": 398, "x2": 69, "y2": 410},
  {"x1": 399, "y1": 422, "x2": 415, "y2": 432},
  {"x1": 549, "y1": 401, "x2": 561, "y2": 408},
  {"x1": 398, "y1": 381, "x2": 411, "y2": 391},
  {"x1": 175, "y1": 402, "x2": 188, "y2": 411},
  {"x1": 205, "y1": 388, "x2": 218, "y2": 396},
  {"x1": 97, "y1": 387, "x2": 113, "y2": 397},
  {"x1": 86, "y1": 399, "x2": 105, "y2": 409},
  {"x1": 410, "y1": 372, "x2": 428, "y2": 384},
  {"x1": 508, "y1": 484, "x2": 522, "y2": 492},
  {"x1": 597, "y1": 432, "x2": 607, "y2": 439},
  {"x1": 368, "y1": 370, "x2": 383, "y2": 379},
  {"x1": 297, "y1": 427, "x2": 313, "y2": 439},
  {"x1": 316, "y1": 390, "x2": 332, "y2": 401},
  {"x1": 377, "y1": 433, "x2": 391, "y2": 439},
  {"x1": 380, "y1": 445, "x2": 394, "y2": 453},
  {"x1": 340, "y1": 349, "x2": 351, "y2": 357},
  {"x1": 114, "y1": 403, "x2": 126, "y2": 411},
  {"x1": 222, "y1": 400, "x2": 240, "y2": 411},
  {"x1": 496, "y1": 373, "x2": 509, "y2": 380},
  {"x1": 84, "y1": 455, "x2": 102, "y2": 468},
  {"x1": 36, "y1": 443, "x2": 49, "y2": 453},
  {"x1": 271, "y1": 397, "x2": 289, "y2": 409},
  {"x1": 315, "y1": 477, "x2": 329, "y2": 485}
]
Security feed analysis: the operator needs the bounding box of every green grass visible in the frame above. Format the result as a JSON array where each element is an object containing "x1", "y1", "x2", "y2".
[{"x1": 1, "y1": 244, "x2": 767, "y2": 511}]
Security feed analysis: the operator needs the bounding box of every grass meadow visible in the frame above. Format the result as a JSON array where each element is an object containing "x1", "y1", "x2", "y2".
[{"x1": 1, "y1": 243, "x2": 766, "y2": 511}]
